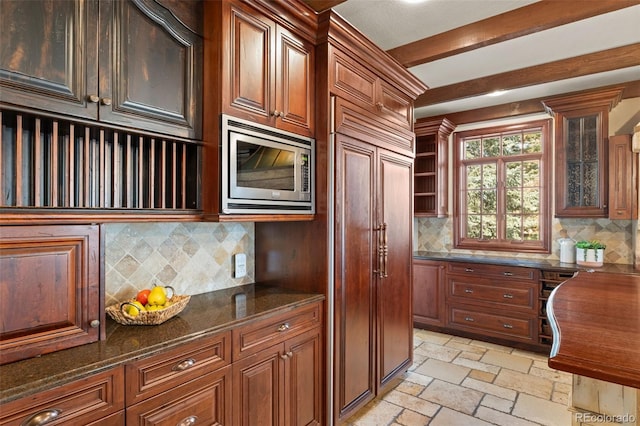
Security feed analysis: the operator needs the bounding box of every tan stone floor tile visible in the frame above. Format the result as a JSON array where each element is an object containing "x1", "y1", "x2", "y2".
[
  {"x1": 349, "y1": 399, "x2": 403, "y2": 426},
  {"x1": 408, "y1": 353, "x2": 428, "y2": 372},
  {"x1": 470, "y1": 340, "x2": 514, "y2": 353},
  {"x1": 414, "y1": 329, "x2": 453, "y2": 346},
  {"x1": 453, "y1": 356, "x2": 502, "y2": 374},
  {"x1": 475, "y1": 406, "x2": 541, "y2": 426},
  {"x1": 494, "y1": 368, "x2": 554, "y2": 399},
  {"x1": 468, "y1": 369, "x2": 497, "y2": 383},
  {"x1": 480, "y1": 394, "x2": 514, "y2": 413},
  {"x1": 401, "y1": 371, "x2": 434, "y2": 387},
  {"x1": 419, "y1": 379, "x2": 484, "y2": 415},
  {"x1": 553, "y1": 381, "x2": 571, "y2": 394},
  {"x1": 456, "y1": 351, "x2": 484, "y2": 361},
  {"x1": 414, "y1": 358, "x2": 471, "y2": 385},
  {"x1": 462, "y1": 377, "x2": 518, "y2": 401},
  {"x1": 445, "y1": 340, "x2": 488, "y2": 355},
  {"x1": 396, "y1": 408, "x2": 431, "y2": 425},
  {"x1": 481, "y1": 350, "x2": 534, "y2": 373},
  {"x1": 450, "y1": 335, "x2": 473, "y2": 344},
  {"x1": 394, "y1": 380, "x2": 425, "y2": 396},
  {"x1": 551, "y1": 390, "x2": 569, "y2": 405},
  {"x1": 512, "y1": 348, "x2": 551, "y2": 362},
  {"x1": 529, "y1": 365, "x2": 572, "y2": 384},
  {"x1": 382, "y1": 389, "x2": 440, "y2": 417},
  {"x1": 414, "y1": 341, "x2": 461, "y2": 362},
  {"x1": 512, "y1": 393, "x2": 573, "y2": 426},
  {"x1": 430, "y1": 407, "x2": 494, "y2": 426}
]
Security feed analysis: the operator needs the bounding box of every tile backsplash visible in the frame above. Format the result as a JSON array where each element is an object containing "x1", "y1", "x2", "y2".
[
  {"x1": 415, "y1": 217, "x2": 636, "y2": 265},
  {"x1": 104, "y1": 222, "x2": 254, "y2": 306}
]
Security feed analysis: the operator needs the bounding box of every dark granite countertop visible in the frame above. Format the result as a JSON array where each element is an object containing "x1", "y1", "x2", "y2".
[
  {"x1": 414, "y1": 251, "x2": 639, "y2": 274},
  {"x1": 0, "y1": 284, "x2": 324, "y2": 404}
]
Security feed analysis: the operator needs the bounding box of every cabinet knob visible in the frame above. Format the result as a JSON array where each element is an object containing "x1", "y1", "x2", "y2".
[
  {"x1": 464, "y1": 268, "x2": 474, "y2": 273},
  {"x1": 176, "y1": 416, "x2": 198, "y2": 426},
  {"x1": 87, "y1": 94, "x2": 100, "y2": 103},
  {"x1": 503, "y1": 323, "x2": 514, "y2": 329},
  {"x1": 100, "y1": 97, "x2": 112, "y2": 106},
  {"x1": 375, "y1": 102, "x2": 383, "y2": 111},
  {"x1": 21, "y1": 409, "x2": 61, "y2": 426},
  {"x1": 464, "y1": 288, "x2": 474, "y2": 294},
  {"x1": 272, "y1": 110, "x2": 281, "y2": 118},
  {"x1": 503, "y1": 272, "x2": 513, "y2": 276},
  {"x1": 464, "y1": 316, "x2": 475, "y2": 322},
  {"x1": 503, "y1": 293, "x2": 514, "y2": 299},
  {"x1": 90, "y1": 319, "x2": 100, "y2": 328}
]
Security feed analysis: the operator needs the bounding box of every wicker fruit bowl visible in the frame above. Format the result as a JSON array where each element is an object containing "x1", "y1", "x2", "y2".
[{"x1": 106, "y1": 287, "x2": 190, "y2": 326}]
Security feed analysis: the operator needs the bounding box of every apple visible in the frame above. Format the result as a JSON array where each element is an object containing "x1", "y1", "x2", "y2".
[{"x1": 136, "y1": 289, "x2": 151, "y2": 305}]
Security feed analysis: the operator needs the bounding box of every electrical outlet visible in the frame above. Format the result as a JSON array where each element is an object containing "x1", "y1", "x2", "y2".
[{"x1": 234, "y1": 253, "x2": 247, "y2": 278}]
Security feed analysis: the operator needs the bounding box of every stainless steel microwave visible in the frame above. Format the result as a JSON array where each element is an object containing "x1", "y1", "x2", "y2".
[{"x1": 220, "y1": 114, "x2": 315, "y2": 214}]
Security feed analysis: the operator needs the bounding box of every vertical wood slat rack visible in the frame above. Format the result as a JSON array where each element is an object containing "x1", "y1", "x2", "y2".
[{"x1": 0, "y1": 109, "x2": 201, "y2": 211}]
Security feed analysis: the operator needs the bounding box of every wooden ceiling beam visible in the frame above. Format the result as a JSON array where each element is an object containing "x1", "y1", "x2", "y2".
[
  {"x1": 414, "y1": 44, "x2": 640, "y2": 108},
  {"x1": 420, "y1": 80, "x2": 640, "y2": 125},
  {"x1": 388, "y1": 0, "x2": 640, "y2": 68}
]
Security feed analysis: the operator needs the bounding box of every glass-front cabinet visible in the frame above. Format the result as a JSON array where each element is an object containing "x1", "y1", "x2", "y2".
[{"x1": 543, "y1": 88, "x2": 623, "y2": 217}]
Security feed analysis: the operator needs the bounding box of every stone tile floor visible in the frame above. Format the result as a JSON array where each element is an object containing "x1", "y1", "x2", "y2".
[{"x1": 346, "y1": 328, "x2": 573, "y2": 426}]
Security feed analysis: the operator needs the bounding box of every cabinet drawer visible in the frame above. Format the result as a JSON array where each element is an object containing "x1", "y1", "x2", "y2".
[
  {"x1": 126, "y1": 366, "x2": 231, "y2": 426},
  {"x1": 0, "y1": 367, "x2": 124, "y2": 426},
  {"x1": 233, "y1": 302, "x2": 321, "y2": 360},
  {"x1": 448, "y1": 306, "x2": 535, "y2": 341},
  {"x1": 448, "y1": 277, "x2": 536, "y2": 311},
  {"x1": 447, "y1": 262, "x2": 537, "y2": 281},
  {"x1": 125, "y1": 331, "x2": 230, "y2": 406}
]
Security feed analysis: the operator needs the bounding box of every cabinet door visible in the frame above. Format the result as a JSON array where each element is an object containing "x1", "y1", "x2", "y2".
[
  {"x1": 609, "y1": 135, "x2": 637, "y2": 219},
  {"x1": 126, "y1": 366, "x2": 231, "y2": 426},
  {"x1": 413, "y1": 260, "x2": 445, "y2": 327},
  {"x1": 333, "y1": 134, "x2": 376, "y2": 420},
  {"x1": 99, "y1": 0, "x2": 202, "y2": 139},
  {"x1": 0, "y1": 0, "x2": 99, "y2": 120},
  {"x1": 275, "y1": 26, "x2": 314, "y2": 136},
  {"x1": 0, "y1": 224, "x2": 101, "y2": 365},
  {"x1": 284, "y1": 330, "x2": 322, "y2": 426},
  {"x1": 233, "y1": 344, "x2": 284, "y2": 426},
  {"x1": 226, "y1": 2, "x2": 275, "y2": 124},
  {"x1": 376, "y1": 149, "x2": 413, "y2": 390}
]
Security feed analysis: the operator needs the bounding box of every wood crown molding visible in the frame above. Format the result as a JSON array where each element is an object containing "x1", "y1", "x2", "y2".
[
  {"x1": 541, "y1": 87, "x2": 624, "y2": 114},
  {"x1": 317, "y1": 10, "x2": 427, "y2": 99}
]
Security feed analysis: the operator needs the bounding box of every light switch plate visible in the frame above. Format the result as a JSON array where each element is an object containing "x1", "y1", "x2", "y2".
[{"x1": 234, "y1": 253, "x2": 247, "y2": 278}]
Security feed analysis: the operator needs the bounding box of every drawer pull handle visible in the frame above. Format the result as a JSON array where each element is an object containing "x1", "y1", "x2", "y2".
[
  {"x1": 464, "y1": 268, "x2": 474, "y2": 272},
  {"x1": 176, "y1": 415, "x2": 198, "y2": 426},
  {"x1": 464, "y1": 288, "x2": 474, "y2": 293},
  {"x1": 277, "y1": 323, "x2": 290, "y2": 332},
  {"x1": 503, "y1": 272, "x2": 513, "y2": 276},
  {"x1": 503, "y1": 323, "x2": 514, "y2": 329},
  {"x1": 464, "y1": 316, "x2": 475, "y2": 322},
  {"x1": 173, "y1": 358, "x2": 196, "y2": 371},
  {"x1": 503, "y1": 293, "x2": 514, "y2": 299},
  {"x1": 21, "y1": 409, "x2": 61, "y2": 426}
]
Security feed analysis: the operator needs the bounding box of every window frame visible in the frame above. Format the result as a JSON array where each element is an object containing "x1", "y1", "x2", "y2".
[{"x1": 453, "y1": 119, "x2": 552, "y2": 253}]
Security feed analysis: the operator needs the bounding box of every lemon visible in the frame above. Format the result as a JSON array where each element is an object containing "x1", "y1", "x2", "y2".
[
  {"x1": 147, "y1": 286, "x2": 167, "y2": 306},
  {"x1": 126, "y1": 301, "x2": 146, "y2": 317}
]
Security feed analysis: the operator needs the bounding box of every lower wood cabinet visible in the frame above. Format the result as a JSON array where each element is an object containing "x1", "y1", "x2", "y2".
[
  {"x1": 414, "y1": 259, "x2": 552, "y2": 351},
  {"x1": 232, "y1": 302, "x2": 323, "y2": 426},
  {"x1": 0, "y1": 366, "x2": 124, "y2": 425},
  {"x1": 413, "y1": 259, "x2": 446, "y2": 328}
]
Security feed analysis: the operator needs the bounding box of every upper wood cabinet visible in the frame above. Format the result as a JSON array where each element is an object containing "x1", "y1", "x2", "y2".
[
  {"x1": 221, "y1": 0, "x2": 314, "y2": 137},
  {"x1": 414, "y1": 118, "x2": 455, "y2": 217},
  {"x1": 0, "y1": 225, "x2": 102, "y2": 365},
  {"x1": 608, "y1": 134, "x2": 638, "y2": 220},
  {"x1": 543, "y1": 88, "x2": 623, "y2": 217},
  {"x1": 0, "y1": 0, "x2": 203, "y2": 140}
]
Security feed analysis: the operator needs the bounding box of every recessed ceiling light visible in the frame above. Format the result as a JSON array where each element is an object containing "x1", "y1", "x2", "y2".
[
  {"x1": 401, "y1": 0, "x2": 429, "y2": 4},
  {"x1": 487, "y1": 90, "x2": 509, "y2": 97}
]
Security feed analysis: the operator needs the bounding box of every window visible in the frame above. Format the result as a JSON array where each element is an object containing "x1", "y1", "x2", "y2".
[{"x1": 454, "y1": 120, "x2": 551, "y2": 253}]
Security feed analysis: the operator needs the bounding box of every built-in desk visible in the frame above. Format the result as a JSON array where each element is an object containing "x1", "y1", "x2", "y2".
[{"x1": 547, "y1": 271, "x2": 639, "y2": 425}]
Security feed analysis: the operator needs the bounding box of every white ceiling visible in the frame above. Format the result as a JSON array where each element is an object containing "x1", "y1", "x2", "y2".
[{"x1": 332, "y1": 0, "x2": 640, "y2": 120}]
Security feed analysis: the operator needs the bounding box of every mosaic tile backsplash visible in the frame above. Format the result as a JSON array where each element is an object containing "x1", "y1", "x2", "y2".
[
  {"x1": 414, "y1": 217, "x2": 637, "y2": 265},
  {"x1": 104, "y1": 222, "x2": 254, "y2": 307}
]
